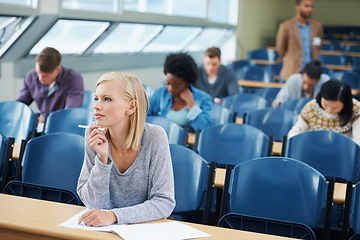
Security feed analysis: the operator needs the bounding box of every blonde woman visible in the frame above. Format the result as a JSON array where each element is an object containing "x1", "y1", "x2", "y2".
[{"x1": 77, "y1": 72, "x2": 175, "y2": 226}]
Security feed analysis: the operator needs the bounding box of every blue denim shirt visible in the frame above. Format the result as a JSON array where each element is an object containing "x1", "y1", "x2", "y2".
[
  {"x1": 148, "y1": 85, "x2": 212, "y2": 131},
  {"x1": 297, "y1": 19, "x2": 312, "y2": 71}
]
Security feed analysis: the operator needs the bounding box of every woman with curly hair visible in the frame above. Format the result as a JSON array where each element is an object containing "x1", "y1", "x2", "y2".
[{"x1": 148, "y1": 52, "x2": 212, "y2": 131}]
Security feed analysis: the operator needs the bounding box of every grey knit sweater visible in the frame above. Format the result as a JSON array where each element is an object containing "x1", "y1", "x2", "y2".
[{"x1": 77, "y1": 123, "x2": 175, "y2": 224}]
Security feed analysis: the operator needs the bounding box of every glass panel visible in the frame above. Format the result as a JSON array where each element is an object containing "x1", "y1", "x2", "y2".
[
  {"x1": 62, "y1": 0, "x2": 116, "y2": 13},
  {"x1": 93, "y1": 23, "x2": 163, "y2": 54},
  {"x1": 29, "y1": 19, "x2": 109, "y2": 55},
  {"x1": 0, "y1": 0, "x2": 36, "y2": 7},
  {"x1": 0, "y1": 16, "x2": 35, "y2": 57},
  {"x1": 210, "y1": 0, "x2": 238, "y2": 25},
  {"x1": 124, "y1": 0, "x2": 206, "y2": 18},
  {"x1": 172, "y1": 0, "x2": 206, "y2": 18},
  {"x1": 143, "y1": 25, "x2": 201, "y2": 52},
  {"x1": 185, "y1": 28, "x2": 235, "y2": 52},
  {"x1": 124, "y1": 0, "x2": 168, "y2": 14}
]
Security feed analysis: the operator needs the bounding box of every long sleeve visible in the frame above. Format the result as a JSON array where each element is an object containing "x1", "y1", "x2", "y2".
[
  {"x1": 77, "y1": 128, "x2": 113, "y2": 209},
  {"x1": 352, "y1": 116, "x2": 360, "y2": 146},
  {"x1": 111, "y1": 125, "x2": 175, "y2": 224},
  {"x1": 77, "y1": 124, "x2": 175, "y2": 224},
  {"x1": 288, "y1": 115, "x2": 310, "y2": 139},
  {"x1": 187, "y1": 91, "x2": 212, "y2": 131},
  {"x1": 273, "y1": 74, "x2": 302, "y2": 107},
  {"x1": 64, "y1": 69, "x2": 84, "y2": 109},
  {"x1": 276, "y1": 22, "x2": 287, "y2": 59},
  {"x1": 16, "y1": 71, "x2": 35, "y2": 106},
  {"x1": 225, "y1": 67, "x2": 240, "y2": 97}
]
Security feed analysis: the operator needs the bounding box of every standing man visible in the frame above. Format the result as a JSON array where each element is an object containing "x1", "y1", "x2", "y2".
[
  {"x1": 276, "y1": 0, "x2": 323, "y2": 81},
  {"x1": 195, "y1": 47, "x2": 239, "y2": 104},
  {"x1": 16, "y1": 47, "x2": 84, "y2": 124},
  {"x1": 272, "y1": 60, "x2": 329, "y2": 108}
]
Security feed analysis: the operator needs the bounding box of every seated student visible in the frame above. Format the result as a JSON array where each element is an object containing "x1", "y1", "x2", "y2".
[
  {"x1": 77, "y1": 72, "x2": 175, "y2": 226},
  {"x1": 16, "y1": 47, "x2": 84, "y2": 125},
  {"x1": 194, "y1": 47, "x2": 239, "y2": 104},
  {"x1": 148, "y1": 52, "x2": 212, "y2": 131},
  {"x1": 288, "y1": 79, "x2": 360, "y2": 145},
  {"x1": 273, "y1": 60, "x2": 329, "y2": 108}
]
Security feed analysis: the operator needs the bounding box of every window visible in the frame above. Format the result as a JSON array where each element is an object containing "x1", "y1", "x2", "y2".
[
  {"x1": 93, "y1": 23, "x2": 163, "y2": 54},
  {"x1": 29, "y1": 19, "x2": 109, "y2": 55},
  {"x1": 62, "y1": 0, "x2": 118, "y2": 13},
  {"x1": 185, "y1": 28, "x2": 235, "y2": 51},
  {"x1": 0, "y1": 0, "x2": 37, "y2": 8},
  {"x1": 143, "y1": 25, "x2": 201, "y2": 52},
  {"x1": 124, "y1": 0, "x2": 207, "y2": 18},
  {"x1": 0, "y1": 16, "x2": 35, "y2": 57}
]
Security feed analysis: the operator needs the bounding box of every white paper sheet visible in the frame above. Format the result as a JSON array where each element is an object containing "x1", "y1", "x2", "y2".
[
  {"x1": 112, "y1": 221, "x2": 211, "y2": 240},
  {"x1": 59, "y1": 209, "x2": 211, "y2": 240}
]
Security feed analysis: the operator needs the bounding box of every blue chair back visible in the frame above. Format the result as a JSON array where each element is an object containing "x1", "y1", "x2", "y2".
[
  {"x1": 0, "y1": 132, "x2": 8, "y2": 178},
  {"x1": 228, "y1": 157, "x2": 328, "y2": 228},
  {"x1": 0, "y1": 101, "x2": 35, "y2": 143},
  {"x1": 253, "y1": 88, "x2": 280, "y2": 105},
  {"x1": 246, "y1": 108, "x2": 295, "y2": 142},
  {"x1": 221, "y1": 93, "x2": 269, "y2": 118},
  {"x1": 22, "y1": 133, "x2": 85, "y2": 194},
  {"x1": 143, "y1": 84, "x2": 155, "y2": 98},
  {"x1": 319, "y1": 54, "x2": 347, "y2": 66},
  {"x1": 146, "y1": 116, "x2": 186, "y2": 145},
  {"x1": 230, "y1": 60, "x2": 252, "y2": 78},
  {"x1": 170, "y1": 144, "x2": 209, "y2": 213},
  {"x1": 285, "y1": 130, "x2": 360, "y2": 182},
  {"x1": 210, "y1": 104, "x2": 232, "y2": 126},
  {"x1": 350, "y1": 183, "x2": 360, "y2": 240},
  {"x1": 82, "y1": 90, "x2": 95, "y2": 111},
  {"x1": 44, "y1": 108, "x2": 95, "y2": 136},
  {"x1": 247, "y1": 48, "x2": 279, "y2": 62},
  {"x1": 196, "y1": 123, "x2": 269, "y2": 166},
  {"x1": 281, "y1": 97, "x2": 312, "y2": 115},
  {"x1": 334, "y1": 71, "x2": 360, "y2": 89},
  {"x1": 238, "y1": 65, "x2": 273, "y2": 83}
]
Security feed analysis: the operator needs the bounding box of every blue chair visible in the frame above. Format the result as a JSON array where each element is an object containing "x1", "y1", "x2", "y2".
[
  {"x1": 253, "y1": 88, "x2": 280, "y2": 105},
  {"x1": 349, "y1": 182, "x2": 360, "y2": 240},
  {"x1": 347, "y1": 45, "x2": 360, "y2": 53},
  {"x1": 0, "y1": 132, "x2": 8, "y2": 180},
  {"x1": 245, "y1": 108, "x2": 295, "y2": 142},
  {"x1": 319, "y1": 54, "x2": 347, "y2": 66},
  {"x1": 143, "y1": 84, "x2": 155, "y2": 98},
  {"x1": 195, "y1": 123, "x2": 270, "y2": 167},
  {"x1": 321, "y1": 43, "x2": 336, "y2": 51},
  {"x1": 322, "y1": 67, "x2": 335, "y2": 79},
  {"x1": 145, "y1": 116, "x2": 186, "y2": 145},
  {"x1": 44, "y1": 108, "x2": 95, "y2": 136},
  {"x1": 0, "y1": 101, "x2": 36, "y2": 143},
  {"x1": 238, "y1": 65, "x2": 273, "y2": 83},
  {"x1": 219, "y1": 157, "x2": 328, "y2": 239},
  {"x1": 285, "y1": 131, "x2": 360, "y2": 183},
  {"x1": 19, "y1": 133, "x2": 84, "y2": 198},
  {"x1": 334, "y1": 71, "x2": 360, "y2": 89},
  {"x1": 285, "y1": 130, "x2": 360, "y2": 235},
  {"x1": 82, "y1": 90, "x2": 95, "y2": 111},
  {"x1": 210, "y1": 104, "x2": 233, "y2": 126},
  {"x1": 229, "y1": 59, "x2": 252, "y2": 78},
  {"x1": 221, "y1": 93, "x2": 269, "y2": 120},
  {"x1": 170, "y1": 144, "x2": 209, "y2": 222},
  {"x1": 247, "y1": 48, "x2": 279, "y2": 62},
  {"x1": 281, "y1": 97, "x2": 312, "y2": 115}
]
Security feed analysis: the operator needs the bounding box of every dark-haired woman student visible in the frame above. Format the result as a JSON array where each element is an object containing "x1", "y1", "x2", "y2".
[
  {"x1": 288, "y1": 79, "x2": 360, "y2": 145},
  {"x1": 148, "y1": 52, "x2": 212, "y2": 131}
]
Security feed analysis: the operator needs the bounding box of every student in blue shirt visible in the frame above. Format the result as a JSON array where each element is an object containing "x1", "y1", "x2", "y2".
[{"x1": 148, "y1": 53, "x2": 212, "y2": 131}]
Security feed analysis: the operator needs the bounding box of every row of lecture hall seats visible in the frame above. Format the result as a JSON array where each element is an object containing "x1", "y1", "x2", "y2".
[{"x1": 1, "y1": 96, "x2": 360, "y2": 239}]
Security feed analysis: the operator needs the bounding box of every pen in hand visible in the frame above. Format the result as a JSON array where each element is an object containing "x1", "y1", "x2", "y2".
[{"x1": 78, "y1": 124, "x2": 106, "y2": 132}]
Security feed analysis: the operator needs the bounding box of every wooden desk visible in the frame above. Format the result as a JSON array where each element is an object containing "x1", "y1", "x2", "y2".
[
  {"x1": 0, "y1": 194, "x2": 297, "y2": 240},
  {"x1": 238, "y1": 79, "x2": 359, "y2": 96},
  {"x1": 238, "y1": 80, "x2": 283, "y2": 89},
  {"x1": 324, "y1": 64, "x2": 352, "y2": 71},
  {"x1": 250, "y1": 60, "x2": 280, "y2": 65}
]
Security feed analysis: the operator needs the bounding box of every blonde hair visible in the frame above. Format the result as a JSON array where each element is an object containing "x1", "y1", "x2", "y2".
[{"x1": 96, "y1": 72, "x2": 149, "y2": 151}]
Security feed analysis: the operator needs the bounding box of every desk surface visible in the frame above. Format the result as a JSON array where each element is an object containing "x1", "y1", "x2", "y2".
[{"x1": 0, "y1": 194, "x2": 298, "y2": 240}]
